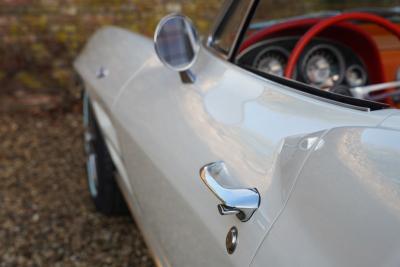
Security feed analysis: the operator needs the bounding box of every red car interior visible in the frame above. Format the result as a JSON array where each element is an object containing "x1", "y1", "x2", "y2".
[{"x1": 240, "y1": 12, "x2": 400, "y2": 108}]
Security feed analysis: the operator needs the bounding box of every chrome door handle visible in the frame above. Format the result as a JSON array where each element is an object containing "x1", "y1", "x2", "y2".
[{"x1": 200, "y1": 161, "x2": 260, "y2": 222}]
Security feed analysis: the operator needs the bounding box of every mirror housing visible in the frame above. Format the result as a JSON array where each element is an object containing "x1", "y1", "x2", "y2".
[{"x1": 154, "y1": 14, "x2": 200, "y2": 83}]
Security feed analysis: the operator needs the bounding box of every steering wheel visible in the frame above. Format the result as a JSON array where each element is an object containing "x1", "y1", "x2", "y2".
[{"x1": 284, "y1": 12, "x2": 400, "y2": 105}]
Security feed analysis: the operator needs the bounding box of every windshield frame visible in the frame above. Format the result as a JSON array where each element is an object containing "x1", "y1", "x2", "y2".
[{"x1": 207, "y1": 0, "x2": 258, "y2": 60}]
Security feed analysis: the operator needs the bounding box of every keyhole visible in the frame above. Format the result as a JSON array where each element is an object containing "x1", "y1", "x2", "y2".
[{"x1": 226, "y1": 226, "x2": 238, "y2": 254}]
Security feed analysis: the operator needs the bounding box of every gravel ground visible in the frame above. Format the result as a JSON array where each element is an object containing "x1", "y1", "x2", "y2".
[{"x1": 0, "y1": 110, "x2": 155, "y2": 267}]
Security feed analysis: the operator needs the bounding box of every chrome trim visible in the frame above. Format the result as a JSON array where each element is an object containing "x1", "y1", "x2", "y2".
[
  {"x1": 350, "y1": 81, "x2": 400, "y2": 99},
  {"x1": 200, "y1": 161, "x2": 260, "y2": 222},
  {"x1": 83, "y1": 92, "x2": 99, "y2": 198},
  {"x1": 207, "y1": 0, "x2": 233, "y2": 48},
  {"x1": 87, "y1": 153, "x2": 99, "y2": 198},
  {"x1": 206, "y1": 0, "x2": 257, "y2": 60},
  {"x1": 227, "y1": 0, "x2": 256, "y2": 60},
  {"x1": 226, "y1": 226, "x2": 238, "y2": 254},
  {"x1": 203, "y1": 39, "x2": 229, "y2": 61}
]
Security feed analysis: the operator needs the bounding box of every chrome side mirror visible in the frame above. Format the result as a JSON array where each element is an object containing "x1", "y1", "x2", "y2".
[{"x1": 154, "y1": 14, "x2": 200, "y2": 83}]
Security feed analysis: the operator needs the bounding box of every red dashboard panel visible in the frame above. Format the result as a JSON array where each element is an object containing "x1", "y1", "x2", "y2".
[
  {"x1": 241, "y1": 17, "x2": 400, "y2": 85},
  {"x1": 241, "y1": 18, "x2": 385, "y2": 84}
]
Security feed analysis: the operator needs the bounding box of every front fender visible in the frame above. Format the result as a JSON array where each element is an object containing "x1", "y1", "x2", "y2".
[
  {"x1": 74, "y1": 26, "x2": 153, "y2": 108},
  {"x1": 252, "y1": 126, "x2": 400, "y2": 267}
]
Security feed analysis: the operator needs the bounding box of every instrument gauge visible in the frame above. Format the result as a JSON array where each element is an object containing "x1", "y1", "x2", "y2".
[
  {"x1": 302, "y1": 44, "x2": 345, "y2": 90},
  {"x1": 253, "y1": 47, "x2": 289, "y2": 77},
  {"x1": 346, "y1": 65, "x2": 367, "y2": 87}
]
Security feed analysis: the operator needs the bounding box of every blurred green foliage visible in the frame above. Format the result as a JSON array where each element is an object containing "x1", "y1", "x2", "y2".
[{"x1": 0, "y1": 0, "x2": 222, "y2": 102}]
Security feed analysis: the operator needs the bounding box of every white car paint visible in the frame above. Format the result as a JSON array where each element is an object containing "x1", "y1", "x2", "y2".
[
  {"x1": 252, "y1": 127, "x2": 400, "y2": 267},
  {"x1": 380, "y1": 113, "x2": 400, "y2": 130},
  {"x1": 74, "y1": 26, "x2": 400, "y2": 266}
]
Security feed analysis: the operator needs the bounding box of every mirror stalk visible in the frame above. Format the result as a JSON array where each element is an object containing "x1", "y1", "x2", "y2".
[{"x1": 179, "y1": 70, "x2": 196, "y2": 84}]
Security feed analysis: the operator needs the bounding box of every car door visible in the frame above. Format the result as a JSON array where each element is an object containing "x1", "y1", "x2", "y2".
[
  {"x1": 111, "y1": 35, "x2": 393, "y2": 266},
  {"x1": 112, "y1": 45, "x2": 270, "y2": 266}
]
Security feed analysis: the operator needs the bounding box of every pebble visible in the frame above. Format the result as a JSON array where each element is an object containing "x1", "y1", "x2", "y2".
[{"x1": 0, "y1": 111, "x2": 154, "y2": 267}]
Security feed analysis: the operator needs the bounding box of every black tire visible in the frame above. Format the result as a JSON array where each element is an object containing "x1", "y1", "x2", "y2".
[{"x1": 83, "y1": 91, "x2": 128, "y2": 215}]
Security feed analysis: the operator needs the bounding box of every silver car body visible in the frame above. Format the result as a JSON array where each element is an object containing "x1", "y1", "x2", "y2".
[{"x1": 74, "y1": 6, "x2": 400, "y2": 267}]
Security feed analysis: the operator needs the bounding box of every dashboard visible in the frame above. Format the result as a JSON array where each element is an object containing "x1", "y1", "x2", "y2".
[{"x1": 237, "y1": 37, "x2": 368, "y2": 96}]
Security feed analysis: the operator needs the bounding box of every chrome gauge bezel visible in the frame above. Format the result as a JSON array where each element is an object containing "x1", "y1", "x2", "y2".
[
  {"x1": 345, "y1": 64, "x2": 367, "y2": 87},
  {"x1": 301, "y1": 43, "x2": 346, "y2": 88},
  {"x1": 252, "y1": 46, "x2": 290, "y2": 77}
]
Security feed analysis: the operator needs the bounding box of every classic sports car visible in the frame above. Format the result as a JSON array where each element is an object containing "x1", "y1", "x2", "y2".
[{"x1": 74, "y1": 0, "x2": 400, "y2": 266}]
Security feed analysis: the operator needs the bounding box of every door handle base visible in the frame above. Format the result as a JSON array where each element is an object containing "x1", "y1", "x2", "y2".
[
  {"x1": 218, "y1": 204, "x2": 240, "y2": 216},
  {"x1": 200, "y1": 161, "x2": 261, "y2": 222}
]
